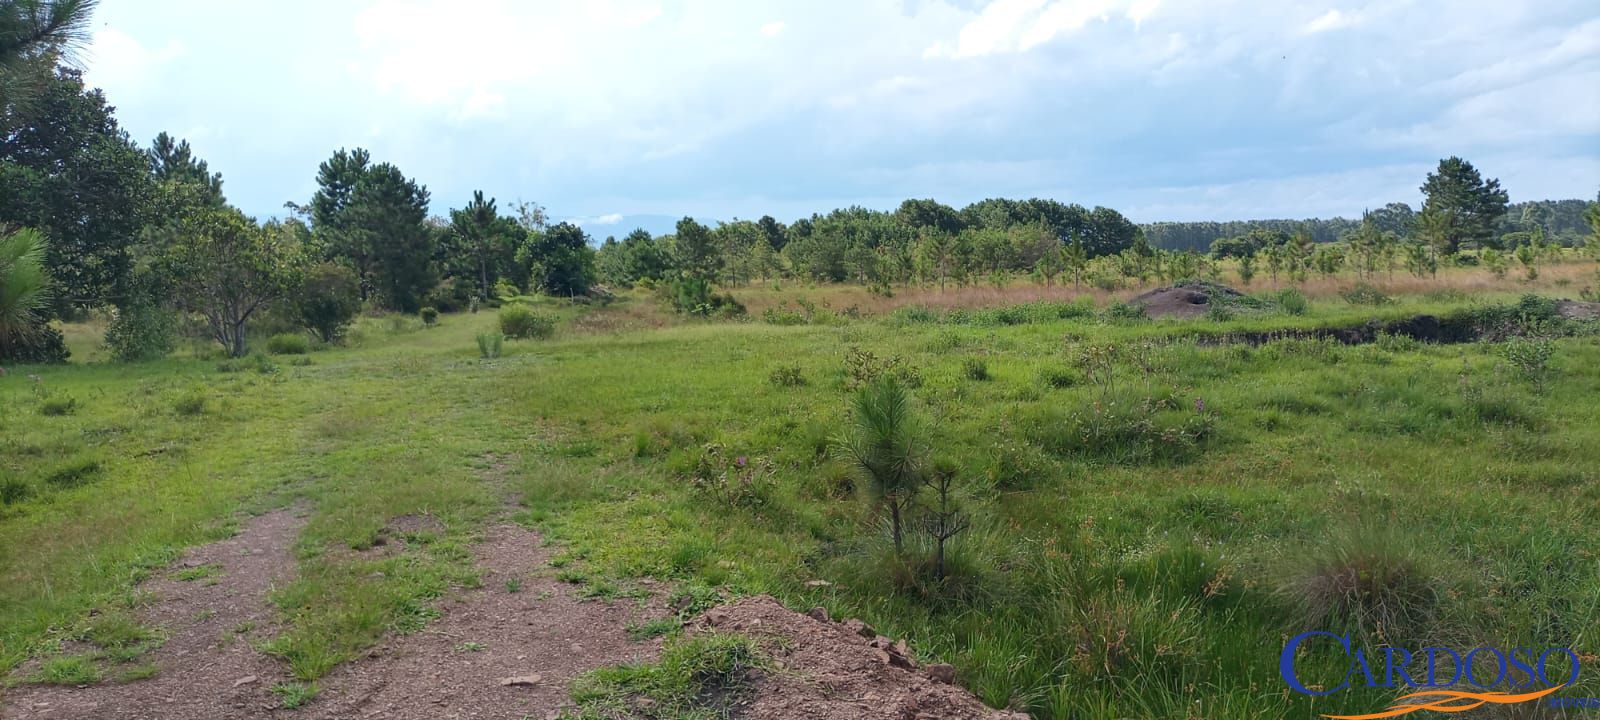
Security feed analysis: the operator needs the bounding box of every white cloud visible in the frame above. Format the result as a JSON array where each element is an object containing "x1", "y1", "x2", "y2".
[
  {"x1": 760, "y1": 21, "x2": 786, "y2": 37},
  {"x1": 1303, "y1": 9, "x2": 1353, "y2": 34},
  {"x1": 595, "y1": 213, "x2": 623, "y2": 225},
  {"x1": 83, "y1": 29, "x2": 186, "y2": 98}
]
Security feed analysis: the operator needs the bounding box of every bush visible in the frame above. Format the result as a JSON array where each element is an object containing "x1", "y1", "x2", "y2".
[
  {"x1": 419, "y1": 307, "x2": 439, "y2": 326},
  {"x1": 0, "y1": 322, "x2": 68, "y2": 364},
  {"x1": 1276, "y1": 289, "x2": 1308, "y2": 316},
  {"x1": 1102, "y1": 302, "x2": 1148, "y2": 322},
  {"x1": 888, "y1": 305, "x2": 940, "y2": 325},
  {"x1": 476, "y1": 332, "x2": 504, "y2": 359},
  {"x1": 842, "y1": 346, "x2": 922, "y2": 391},
  {"x1": 265, "y1": 333, "x2": 309, "y2": 355},
  {"x1": 104, "y1": 300, "x2": 175, "y2": 362},
  {"x1": 1501, "y1": 336, "x2": 1555, "y2": 392},
  {"x1": 1038, "y1": 366, "x2": 1078, "y2": 389},
  {"x1": 38, "y1": 395, "x2": 77, "y2": 416},
  {"x1": 295, "y1": 263, "x2": 362, "y2": 343},
  {"x1": 217, "y1": 352, "x2": 278, "y2": 374},
  {"x1": 768, "y1": 364, "x2": 805, "y2": 387},
  {"x1": 663, "y1": 277, "x2": 745, "y2": 317},
  {"x1": 962, "y1": 357, "x2": 990, "y2": 381},
  {"x1": 499, "y1": 304, "x2": 556, "y2": 339},
  {"x1": 173, "y1": 389, "x2": 207, "y2": 416},
  {"x1": 686, "y1": 443, "x2": 775, "y2": 509},
  {"x1": 1340, "y1": 282, "x2": 1393, "y2": 306}
]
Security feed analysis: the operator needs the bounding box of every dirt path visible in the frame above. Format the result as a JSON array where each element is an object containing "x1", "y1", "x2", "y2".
[
  {"x1": 305, "y1": 523, "x2": 666, "y2": 719},
  {"x1": 3, "y1": 508, "x2": 306, "y2": 720}
]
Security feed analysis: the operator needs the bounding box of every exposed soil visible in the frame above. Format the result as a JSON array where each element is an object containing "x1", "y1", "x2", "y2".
[
  {"x1": 4, "y1": 515, "x2": 1024, "y2": 720},
  {"x1": 1133, "y1": 281, "x2": 1247, "y2": 319},
  {"x1": 1556, "y1": 299, "x2": 1600, "y2": 320},
  {"x1": 697, "y1": 597, "x2": 1028, "y2": 719},
  {"x1": 304, "y1": 523, "x2": 667, "y2": 720},
  {"x1": 3, "y1": 508, "x2": 307, "y2": 720}
]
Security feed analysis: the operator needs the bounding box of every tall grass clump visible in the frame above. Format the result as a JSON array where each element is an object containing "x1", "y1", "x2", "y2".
[
  {"x1": 1275, "y1": 289, "x2": 1308, "y2": 316},
  {"x1": 475, "y1": 332, "x2": 504, "y2": 359},
  {"x1": 1281, "y1": 528, "x2": 1438, "y2": 641},
  {"x1": 499, "y1": 304, "x2": 555, "y2": 339},
  {"x1": 265, "y1": 333, "x2": 310, "y2": 355},
  {"x1": 569, "y1": 633, "x2": 764, "y2": 716}
]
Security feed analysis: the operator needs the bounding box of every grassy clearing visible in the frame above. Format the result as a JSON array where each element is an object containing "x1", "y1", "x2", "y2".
[{"x1": 2, "y1": 281, "x2": 1598, "y2": 717}]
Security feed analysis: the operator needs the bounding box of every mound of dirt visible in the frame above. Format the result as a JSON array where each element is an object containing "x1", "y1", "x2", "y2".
[
  {"x1": 1556, "y1": 299, "x2": 1600, "y2": 320},
  {"x1": 1132, "y1": 280, "x2": 1247, "y2": 319},
  {"x1": 696, "y1": 596, "x2": 1028, "y2": 719}
]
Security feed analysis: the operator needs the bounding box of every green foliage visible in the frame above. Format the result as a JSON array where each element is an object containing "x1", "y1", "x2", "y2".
[
  {"x1": 271, "y1": 682, "x2": 318, "y2": 709},
  {"x1": 1418, "y1": 156, "x2": 1509, "y2": 254},
  {"x1": 294, "y1": 262, "x2": 361, "y2": 343},
  {"x1": 842, "y1": 346, "x2": 922, "y2": 391},
  {"x1": 961, "y1": 357, "x2": 990, "y2": 381},
  {"x1": 37, "y1": 394, "x2": 76, "y2": 416},
  {"x1": 475, "y1": 332, "x2": 504, "y2": 359},
  {"x1": 265, "y1": 333, "x2": 310, "y2": 355},
  {"x1": 663, "y1": 277, "x2": 744, "y2": 317},
  {"x1": 1275, "y1": 289, "x2": 1308, "y2": 316},
  {"x1": 103, "y1": 298, "x2": 175, "y2": 362},
  {"x1": 685, "y1": 443, "x2": 774, "y2": 510},
  {"x1": 1339, "y1": 282, "x2": 1392, "y2": 306},
  {"x1": 172, "y1": 388, "x2": 207, "y2": 416},
  {"x1": 0, "y1": 475, "x2": 31, "y2": 506},
  {"x1": 0, "y1": 228, "x2": 54, "y2": 356},
  {"x1": 498, "y1": 303, "x2": 555, "y2": 340},
  {"x1": 151, "y1": 207, "x2": 304, "y2": 357},
  {"x1": 1501, "y1": 336, "x2": 1555, "y2": 392},
  {"x1": 36, "y1": 654, "x2": 100, "y2": 685},
  {"x1": 836, "y1": 375, "x2": 926, "y2": 553},
  {"x1": 418, "y1": 306, "x2": 439, "y2": 326},
  {"x1": 521, "y1": 222, "x2": 596, "y2": 297},
  {"x1": 767, "y1": 364, "x2": 805, "y2": 387},
  {"x1": 1101, "y1": 301, "x2": 1147, "y2": 322}
]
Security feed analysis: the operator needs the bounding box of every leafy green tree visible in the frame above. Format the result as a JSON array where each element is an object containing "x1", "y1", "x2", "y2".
[
  {"x1": 836, "y1": 375, "x2": 926, "y2": 555},
  {"x1": 1236, "y1": 253, "x2": 1256, "y2": 286},
  {"x1": 294, "y1": 262, "x2": 361, "y2": 343},
  {"x1": 895, "y1": 198, "x2": 963, "y2": 236},
  {"x1": 1062, "y1": 234, "x2": 1088, "y2": 288},
  {"x1": 1418, "y1": 157, "x2": 1509, "y2": 255},
  {"x1": 671, "y1": 217, "x2": 721, "y2": 282},
  {"x1": 596, "y1": 228, "x2": 671, "y2": 286},
  {"x1": 446, "y1": 190, "x2": 521, "y2": 300},
  {"x1": 520, "y1": 221, "x2": 594, "y2": 296},
  {"x1": 311, "y1": 154, "x2": 434, "y2": 311},
  {"x1": 756, "y1": 214, "x2": 788, "y2": 251},
  {"x1": 0, "y1": 67, "x2": 151, "y2": 311},
  {"x1": 152, "y1": 208, "x2": 303, "y2": 356},
  {"x1": 1033, "y1": 243, "x2": 1065, "y2": 287},
  {"x1": 148, "y1": 132, "x2": 223, "y2": 205}
]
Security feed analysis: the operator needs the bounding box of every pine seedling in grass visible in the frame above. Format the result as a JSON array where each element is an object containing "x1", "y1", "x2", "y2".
[
  {"x1": 918, "y1": 461, "x2": 970, "y2": 582},
  {"x1": 836, "y1": 375, "x2": 926, "y2": 554}
]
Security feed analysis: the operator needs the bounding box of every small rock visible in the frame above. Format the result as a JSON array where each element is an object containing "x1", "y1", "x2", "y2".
[
  {"x1": 843, "y1": 619, "x2": 875, "y2": 638},
  {"x1": 232, "y1": 676, "x2": 259, "y2": 688},
  {"x1": 873, "y1": 649, "x2": 892, "y2": 664},
  {"x1": 894, "y1": 639, "x2": 910, "y2": 657},
  {"x1": 805, "y1": 606, "x2": 829, "y2": 622},
  {"x1": 499, "y1": 675, "x2": 542, "y2": 687},
  {"x1": 704, "y1": 608, "x2": 730, "y2": 627},
  {"x1": 889, "y1": 653, "x2": 917, "y2": 670},
  {"x1": 872, "y1": 635, "x2": 893, "y2": 649},
  {"x1": 926, "y1": 663, "x2": 956, "y2": 684}
]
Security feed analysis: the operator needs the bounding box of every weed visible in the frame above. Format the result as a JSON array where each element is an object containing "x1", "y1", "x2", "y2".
[
  {"x1": 265, "y1": 333, "x2": 310, "y2": 355},
  {"x1": 37, "y1": 655, "x2": 100, "y2": 685},
  {"x1": 626, "y1": 617, "x2": 679, "y2": 641},
  {"x1": 961, "y1": 357, "x2": 990, "y2": 381},
  {"x1": 176, "y1": 564, "x2": 223, "y2": 582},
  {"x1": 499, "y1": 304, "x2": 556, "y2": 340},
  {"x1": 1101, "y1": 302, "x2": 1148, "y2": 322},
  {"x1": 568, "y1": 633, "x2": 764, "y2": 717},
  {"x1": 842, "y1": 346, "x2": 922, "y2": 391},
  {"x1": 1340, "y1": 282, "x2": 1393, "y2": 306},
  {"x1": 686, "y1": 443, "x2": 775, "y2": 510},
  {"x1": 0, "y1": 476, "x2": 31, "y2": 505},
  {"x1": 505, "y1": 577, "x2": 522, "y2": 594},
  {"x1": 454, "y1": 641, "x2": 486, "y2": 652},
  {"x1": 38, "y1": 395, "x2": 77, "y2": 416},
  {"x1": 1276, "y1": 288, "x2": 1309, "y2": 315},
  {"x1": 1501, "y1": 336, "x2": 1555, "y2": 392},
  {"x1": 45, "y1": 458, "x2": 102, "y2": 489},
  {"x1": 272, "y1": 682, "x2": 318, "y2": 709},
  {"x1": 476, "y1": 332, "x2": 504, "y2": 359},
  {"x1": 172, "y1": 388, "x2": 207, "y2": 416},
  {"x1": 767, "y1": 364, "x2": 805, "y2": 387},
  {"x1": 1282, "y1": 529, "x2": 1437, "y2": 642}
]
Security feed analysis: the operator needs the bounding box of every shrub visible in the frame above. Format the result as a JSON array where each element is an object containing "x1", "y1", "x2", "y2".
[
  {"x1": 1028, "y1": 394, "x2": 1214, "y2": 464},
  {"x1": 663, "y1": 277, "x2": 745, "y2": 317},
  {"x1": 1340, "y1": 282, "x2": 1393, "y2": 306},
  {"x1": 38, "y1": 395, "x2": 77, "y2": 416},
  {"x1": 173, "y1": 388, "x2": 207, "y2": 416},
  {"x1": 962, "y1": 357, "x2": 990, "y2": 381},
  {"x1": 499, "y1": 304, "x2": 556, "y2": 339},
  {"x1": 0, "y1": 322, "x2": 68, "y2": 364},
  {"x1": 842, "y1": 346, "x2": 922, "y2": 391},
  {"x1": 1276, "y1": 289, "x2": 1309, "y2": 316},
  {"x1": 45, "y1": 458, "x2": 101, "y2": 488},
  {"x1": 768, "y1": 364, "x2": 805, "y2": 387},
  {"x1": 104, "y1": 300, "x2": 175, "y2": 362},
  {"x1": 836, "y1": 375, "x2": 927, "y2": 553},
  {"x1": 888, "y1": 305, "x2": 939, "y2": 325},
  {"x1": 419, "y1": 307, "x2": 439, "y2": 326},
  {"x1": 295, "y1": 263, "x2": 362, "y2": 343},
  {"x1": 1372, "y1": 331, "x2": 1419, "y2": 353},
  {"x1": 1501, "y1": 336, "x2": 1555, "y2": 392},
  {"x1": 1204, "y1": 304, "x2": 1235, "y2": 322},
  {"x1": 1, "y1": 476, "x2": 31, "y2": 505},
  {"x1": 475, "y1": 332, "x2": 504, "y2": 359},
  {"x1": 217, "y1": 352, "x2": 278, "y2": 374},
  {"x1": 1038, "y1": 366, "x2": 1078, "y2": 389},
  {"x1": 1102, "y1": 302, "x2": 1147, "y2": 322},
  {"x1": 265, "y1": 333, "x2": 309, "y2": 355}
]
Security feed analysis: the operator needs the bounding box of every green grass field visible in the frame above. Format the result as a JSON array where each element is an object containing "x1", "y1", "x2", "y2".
[{"x1": 2, "y1": 288, "x2": 1597, "y2": 718}]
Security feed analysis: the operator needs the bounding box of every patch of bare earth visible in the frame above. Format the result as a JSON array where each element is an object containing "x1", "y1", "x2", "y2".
[
  {"x1": 697, "y1": 596, "x2": 1029, "y2": 720},
  {"x1": 1132, "y1": 281, "x2": 1248, "y2": 319},
  {"x1": 3, "y1": 508, "x2": 307, "y2": 720},
  {"x1": 304, "y1": 523, "x2": 666, "y2": 720}
]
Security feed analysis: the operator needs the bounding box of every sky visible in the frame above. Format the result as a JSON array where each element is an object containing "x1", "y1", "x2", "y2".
[{"x1": 81, "y1": 0, "x2": 1600, "y2": 231}]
